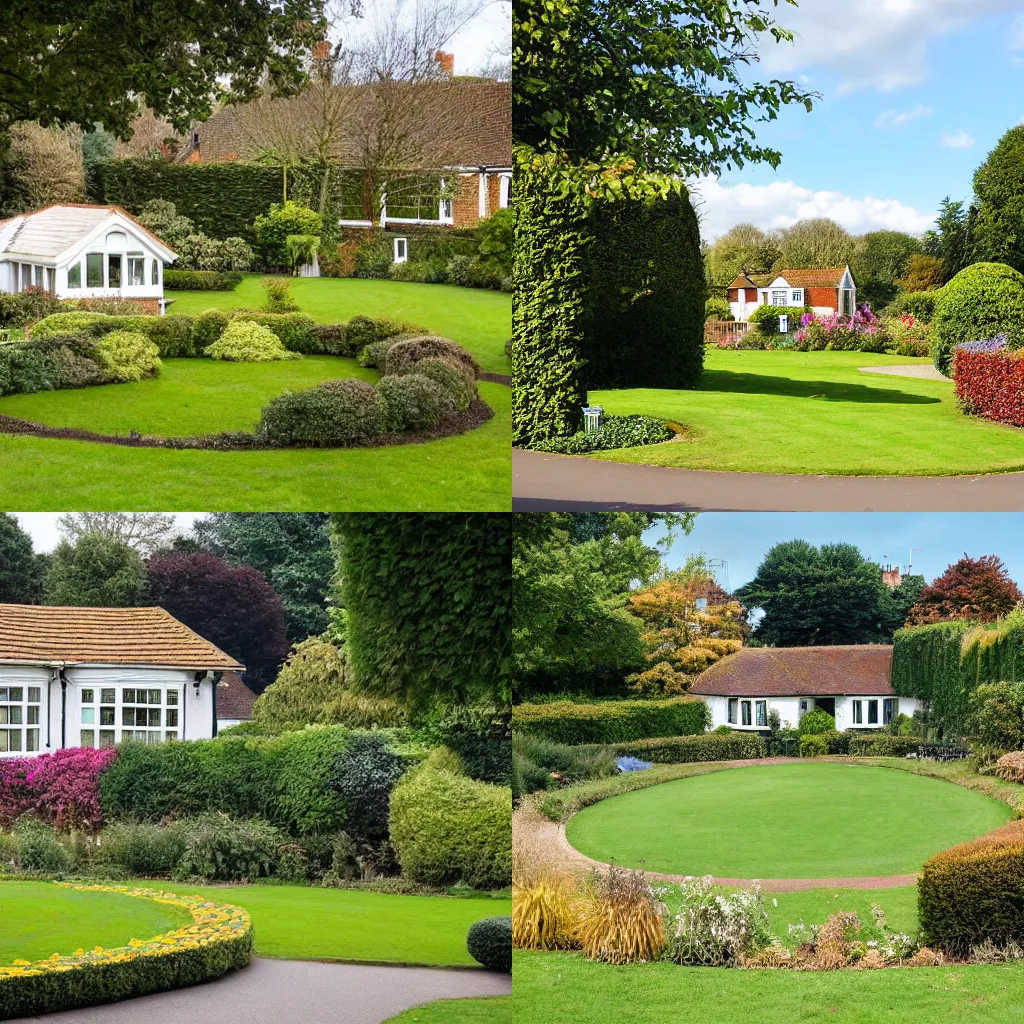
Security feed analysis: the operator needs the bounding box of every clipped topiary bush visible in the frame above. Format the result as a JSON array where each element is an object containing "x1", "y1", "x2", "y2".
[
  {"x1": 932, "y1": 263, "x2": 1024, "y2": 375},
  {"x1": 376, "y1": 373, "x2": 457, "y2": 432},
  {"x1": 798, "y1": 708, "x2": 836, "y2": 736},
  {"x1": 467, "y1": 916, "x2": 512, "y2": 972},
  {"x1": 388, "y1": 765, "x2": 511, "y2": 889},
  {"x1": 799, "y1": 733, "x2": 829, "y2": 758},
  {"x1": 94, "y1": 330, "x2": 161, "y2": 382},
  {"x1": 397, "y1": 356, "x2": 477, "y2": 411},
  {"x1": 512, "y1": 697, "x2": 711, "y2": 744},
  {"x1": 205, "y1": 319, "x2": 300, "y2": 362},
  {"x1": 302, "y1": 323, "x2": 349, "y2": 356},
  {"x1": 230, "y1": 311, "x2": 316, "y2": 352},
  {"x1": 383, "y1": 336, "x2": 478, "y2": 378},
  {"x1": 163, "y1": 269, "x2": 243, "y2": 291},
  {"x1": 608, "y1": 733, "x2": 768, "y2": 763},
  {"x1": 190, "y1": 309, "x2": 230, "y2": 350},
  {"x1": 258, "y1": 378, "x2": 382, "y2": 446}
]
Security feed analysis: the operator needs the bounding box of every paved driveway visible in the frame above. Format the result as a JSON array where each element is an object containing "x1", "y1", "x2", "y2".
[{"x1": 10, "y1": 958, "x2": 511, "y2": 1024}]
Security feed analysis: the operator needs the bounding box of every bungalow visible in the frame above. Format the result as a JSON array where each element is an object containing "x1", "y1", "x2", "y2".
[
  {"x1": 215, "y1": 671, "x2": 259, "y2": 732},
  {"x1": 691, "y1": 645, "x2": 921, "y2": 733},
  {"x1": 0, "y1": 204, "x2": 177, "y2": 312},
  {"x1": 0, "y1": 604, "x2": 243, "y2": 757},
  {"x1": 727, "y1": 267, "x2": 857, "y2": 322}
]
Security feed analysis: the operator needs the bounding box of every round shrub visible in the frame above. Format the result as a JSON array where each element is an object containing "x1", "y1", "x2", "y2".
[
  {"x1": 253, "y1": 201, "x2": 323, "y2": 268},
  {"x1": 94, "y1": 330, "x2": 162, "y2": 382},
  {"x1": 402, "y1": 356, "x2": 477, "y2": 411},
  {"x1": 799, "y1": 733, "x2": 829, "y2": 758},
  {"x1": 884, "y1": 290, "x2": 941, "y2": 323},
  {"x1": 376, "y1": 373, "x2": 457, "y2": 432},
  {"x1": 466, "y1": 916, "x2": 512, "y2": 972},
  {"x1": 191, "y1": 309, "x2": 229, "y2": 350},
  {"x1": 29, "y1": 311, "x2": 111, "y2": 340},
  {"x1": 95, "y1": 821, "x2": 188, "y2": 877},
  {"x1": 383, "y1": 336, "x2": 478, "y2": 378},
  {"x1": 388, "y1": 766, "x2": 511, "y2": 889},
  {"x1": 205, "y1": 319, "x2": 299, "y2": 362},
  {"x1": 798, "y1": 708, "x2": 836, "y2": 735},
  {"x1": 932, "y1": 263, "x2": 1024, "y2": 375},
  {"x1": 258, "y1": 378, "x2": 382, "y2": 446}
]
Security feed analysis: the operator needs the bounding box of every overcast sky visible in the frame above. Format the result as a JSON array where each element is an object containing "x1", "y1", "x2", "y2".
[
  {"x1": 14, "y1": 513, "x2": 204, "y2": 553},
  {"x1": 649, "y1": 513, "x2": 1024, "y2": 592}
]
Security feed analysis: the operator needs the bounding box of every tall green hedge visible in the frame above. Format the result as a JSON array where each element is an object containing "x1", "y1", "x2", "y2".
[
  {"x1": 332, "y1": 514, "x2": 512, "y2": 716},
  {"x1": 892, "y1": 621, "x2": 971, "y2": 735},
  {"x1": 511, "y1": 697, "x2": 710, "y2": 744},
  {"x1": 512, "y1": 149, "x2": 705, "y2": 445},
  {"x1": 961, "y1": 611, "x2": 1024, "y2": 694}
]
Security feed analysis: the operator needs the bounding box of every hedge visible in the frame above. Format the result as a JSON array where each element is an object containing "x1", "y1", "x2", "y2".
[
  {"x1": 0, "y1": 335, "x2": 113, "y2": 396},
  {"x1": 606, "y1": 732, "x2": 766, "y2": 763},
  {"x1": 29, "y1": 312, "x2": 197, "y2": 358},
  {"x1": 512, "y1": 697, "x2": 710, "y2": 745},
  {"x1": 466, "y1": 916, "x2": 512, "y2": 973},
  {"x1": 918, "y1": 819, "x2": 1024, "y2": 953},
  {"x1": 164, "y1": 269, "x2": 243, "y2": 291},
  {"x1": 0, "y1": 884, "x2": 251, "y2": 1018},
  {"x1": 953, "y1": 345, "x2": 1024, "y2": 427},
  {"x1": 892, "y1": 621, "x2": 972, "y2": 736},
  {"x1": 512, "y1": 149, "x2": 704, "y2": 446},
  {"x1": 389, "y1": 766, "x2": 511, "y2": 889}
]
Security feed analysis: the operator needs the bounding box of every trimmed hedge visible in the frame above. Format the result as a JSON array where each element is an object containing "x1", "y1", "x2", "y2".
[
  {"x1": 0, "y1": 883, "x2": 252, "y2": 1017},
  {"x1": 258, "y1": 378, "x2": 382, "y2": 446},
  {"x1": 892, "y1": 621, "x2": 972, "y2": 737},
  {"x1": 230, "y1": 311, "x2": 317, "y2": 352},
  {"x1": 511, "y1": 698, "x2": 710, "y2": 744},
  {"x1": 29, "y1": 312, "x2": 197, "y2": 358},
  {"x1": 606, "y1": 732, "x2": 767, "y2": 763},
  {"x1": 918, "y1": 819, "x2": 1024, "y2": 953},
  {"x1": 388, "y1": 766, "x2": 511, "y2": 889},
  {"x1": 953, "y1": 345, "x2": 1024, "y2": 427},
  {"x1": 163, "y1": 270, "x2": 243, "y2": 291},
  {"x1": 846, "y1": 735, "x2": 968, "y2": 758},
  {"x1": 0, "y1": 336, "x2": 112, "y2": 396},
  {"x1": 467, "y1": 916, "x2": 512, "y2": 973},
  {"x1": 205, "y1": 319, "x2": 299, "y2": 362},
  {"x1": 376, "y1": 373, "x2": 457, "y2": 431},
  {"x1": 383, "y1": 336, "x2": 479, "y2": 378}
]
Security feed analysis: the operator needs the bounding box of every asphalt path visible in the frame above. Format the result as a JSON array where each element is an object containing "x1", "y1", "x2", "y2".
[
  {"x1": 9, "y1": 958, "x2": 511, "y2": 1024},
  {"x1": 512, "y1": 449, "x2": 1024, "y2": 511}
]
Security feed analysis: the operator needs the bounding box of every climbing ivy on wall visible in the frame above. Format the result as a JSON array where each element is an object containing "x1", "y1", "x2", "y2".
[{"x1": 891, "y1": 621, "x2": 971, "y2": 737}]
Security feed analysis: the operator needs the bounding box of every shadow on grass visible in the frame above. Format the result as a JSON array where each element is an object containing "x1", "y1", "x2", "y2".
[{"x1": 696, "y1": 369, "x2": 941, "y2": 405}]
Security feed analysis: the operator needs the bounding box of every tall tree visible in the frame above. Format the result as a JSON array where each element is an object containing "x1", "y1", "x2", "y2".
[
  {"x1": 972, "y1": 124, "x2": 1024, "y2": 275},
  {"x1": 513, "y1": 0, "x2": 815, "y2": 175},
  {"x1": 0, "y1": 514, "x2": 44, "y2": 604},
  {"x1": 56, "y1": 513, "x2": 177, "y2": 557},
  {"x1": 146, "y1": 553, "x2": 289, "y2": 691},
  {"x1": 851, "y1": 229, "x2": 923, "y2": 309},
  {"x1": 922, "y1": 197, "x2": 975, "y2": 283},
  {"x1": 737, "y1": 540, "x2": 896, "y2": 647},
  {"x1": 907, "y1": 555, "x2": 1022, "y2": 625},
  {"x1": 704, "y1": 223, "x2": 782, "y2": 287},
  {"x1": 0, "y1": 121, "x2": 85, "y2": 215},
  {"x1": 895, "y1": 253, "x2": 944, "y2": 293},
  {"x1": 43, "y1": 533, "x2": 147, "y2": 607},
  {"x1": 776, "y1": 218, "x2": 855, "y2": 270},
  {"x1": 188, "y1": 513, "x2": 333, "y2": 642}
]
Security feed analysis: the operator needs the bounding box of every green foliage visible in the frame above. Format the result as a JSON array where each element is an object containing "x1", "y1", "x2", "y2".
[
  {"x1": 965, "y1": 682, "x2": 1024, "y2": 751},
  {"x1": 476, "y1": 209, "x2": 514, "y2": 278},
  {"x1": 851, "y1": 230, "x2": 923, "y2": 287},
  {"x1": 285, "y1": 235, "x2": 320, "y2": 269},
  {"x1": 43, "y1": 533, "x2": 147, "y2": 607},
  {"x1": 173, "y1": 813, "x2": 286, "y2": 882},
  {"x1": 164, "y1": 270, "x2": 243, "y2": 291},
  {"x1": 799, "y1": 733, "x2": 829, "y2": 758},
  {"x1": 376, "y1": 373, "x2": 457, "y2": 432},
  {"x1": 258, "y1": 378, "x2": 382, "y2": 446},
  {"x1": 28, "y1": 311, "x2": 198, "y2": 358},
  {"x1": 530, "y1": 414, "x2": 672, "y2": 454},
  {"x1": 891, "y1": 621, "x2": 971, "y2": 735},
  {"x1": 205, "y1": 319, "x2": 299, "y2": 362},
  {"x1": 776, "y1": 218, "x2": 855, "y2": 269},
  {"x1": 922, "y1": 197, "x2": 976, "y2": 283},
  {"x1": 798, "y1": 709, "x2": 836, "y2": 736},
  {"x1": 190, "y1": 309, "x2": 230, "y2": 350},
  {"x1": 94, "y1": 821, "x2": 188, "y2": 877},
  {"x1": 230, "y1": 311, "x2": 317, "y2": 352},
  {"x1": 94, "y1": 330, "x2": 161, "y2": 382},
  {"x1": 136, "y1": 199, "x2": 254, "y2": 272},
  {"x1": 383, "y1": 336, "x2": 479, "y2": 378},
  {"x1": 410, "y1": 357, "x2": 478, "y2": 412},
  {"x1": 302, "y1": 322, "x2": 350, "y2": 356},
  {"x1": 389, "y1": 766, "x2": 511, "y2": 889},
  {"x1": 261, "y1": 276, "x2": 299, "y2": 312},
  {"x1": 705, "y1": 296, "x2": 732, "y2": 321},
  {"x1": 253, "y1": 202, "x2": 323, "y2": 268},
  {"x1": 607, "y1": 732, "x2": 768, "y2": 763},
  {"x1": 703, "y1": 223, "x2": 780, "y2": 288},
  {"x1": 511, "y1": 733, "x2": 615, "y2": 800},
  {"x1": 0, "y1": 286, "x2": 62, "y2": 328},
  {"x1": 466, "y1": 916, "x2": 512, "y2": 973},
  {"x1": 883, "y1": 289, "x2": 941, "y2": 323},
  {"x1": 972, "y1": 125, "x2": 1024, "y2": 275},
  {"x1": 328, "y1": 733, "x2": 407, "y2": 844},
  {"x1": 932, "y1": 262, "x2": 1024, "y2": 375},
  {"x1": 845, "y1": 735, "x2": 924, "y2": 757},
  {"x1": 512, "y1": 697, "x2": 710, "y2": 744},
  {"x1": 333, "y1": 513, "x2": 511, "y2": 717},
  {"x1": 346, "y1": 314, "x2": 414, "y2": 359},
  {"x1": 0, "y1": 514, "x2": 44, "y2": 603},
  {"x1": 11, "y1": 818, "x2": 73, "y2": 874},
  {"x1": 747, "y1": 304, "x2": 812, "y2": 336}
]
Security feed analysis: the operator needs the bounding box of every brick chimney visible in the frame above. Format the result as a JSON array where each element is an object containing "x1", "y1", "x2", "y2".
[
  {"x1": 313, "y1": 39, "x2": 331, "y2": 61},
  {"x1": 436, "y1": 50, "x2": 454, "y2": 75},
  {"x1": 881, "y1": 566, "x2": 903, "y2": 589}
]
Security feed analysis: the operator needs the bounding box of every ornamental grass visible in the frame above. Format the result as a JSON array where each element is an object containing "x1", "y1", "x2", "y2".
[{"x1": 575, "y1": 865, "x2": 665, "y2": 965}]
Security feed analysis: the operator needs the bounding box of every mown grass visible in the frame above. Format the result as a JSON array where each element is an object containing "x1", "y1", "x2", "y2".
[
  {"x1": 590, "y1": 349, "x2": 1024, "y2": 475},
  {"x1": 383, "y1": 997, "x2": 512, "y2": 1023}
]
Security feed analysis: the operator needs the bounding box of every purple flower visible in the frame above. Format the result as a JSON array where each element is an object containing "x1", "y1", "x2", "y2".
[{"x1": 954, "y1": 334, "x2": 1008, "y2": 355}]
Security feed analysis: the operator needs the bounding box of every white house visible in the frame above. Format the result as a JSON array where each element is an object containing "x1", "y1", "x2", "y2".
[
  {"x1": 0, "y1": 205, "x2": 176, "y2": 312},
  {"x1": 727, "y1": 267, "x2": 857, "y2": 322},
  {"x1": 691, "y1": 645, "x2": 921, "y2": 733},
  {"x1": 0, "y1": 604, "x2": 243, "y2": 757}
]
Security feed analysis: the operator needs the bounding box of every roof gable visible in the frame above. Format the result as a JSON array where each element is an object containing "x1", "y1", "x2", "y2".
[
  {"x1": 748, "y1": 267, "x2": 850, "y2": 289},
  {"x1": 216, "y1": 671, "x2": 258, "y2": 720}
]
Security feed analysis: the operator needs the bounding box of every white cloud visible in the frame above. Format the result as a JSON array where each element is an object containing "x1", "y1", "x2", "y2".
[
  {"x1": 1011, "y1": 12, "x2": 1024, "y2": 49},
  {"x1": 758, "y1": 0, "x2": 1022, "y2": 93},
  {"x1": 941, "y1": 130, "x2": 976, "y2": 148},
  {"x1": 690, "y1": 177, "x2": 936, "y2": 241},
  {"x1": 874, "y1": 104, "x2": 933, "y2": 129}
]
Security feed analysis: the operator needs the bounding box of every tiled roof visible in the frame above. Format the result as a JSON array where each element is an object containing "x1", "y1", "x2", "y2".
[
  {"x1": 747, "y1": 268, "x2": 849, "y2": 289},
  {"x1": 216, "y1": 671, "x2": 258, "y2": 720},
  {"x1": 184, "y1": 80, "x2": 511, "y2": 168},
  {"x1": 0, "y1": 204, "x2": 175, "y2": 259},
  {"x1": 691, "y1": 645, "x2": 894, "y2": 697},
  {"x1": 0, "y1": 604, "x2": 243, "y2": 670}
]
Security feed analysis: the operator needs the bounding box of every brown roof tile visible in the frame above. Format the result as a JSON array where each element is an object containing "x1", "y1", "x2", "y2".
[
  {"x1": 691, "y1": 645, "x2": 894, "y2": 697},
  {"x1": 216, "y1": 671, "x2": 258, "y2": 720},
  {"x1": 748, "y1": 268, "x2": 849, "y2": 289},
  {"x1": 0, "y1": 604, "x2": 243, "y2": 670}
]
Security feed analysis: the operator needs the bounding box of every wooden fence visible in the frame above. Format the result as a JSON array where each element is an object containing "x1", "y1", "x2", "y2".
[{"x1": 704, "y1": 319, "x2": 750, "y2": 347}]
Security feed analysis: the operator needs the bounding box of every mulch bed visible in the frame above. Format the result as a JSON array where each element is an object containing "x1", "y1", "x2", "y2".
[{"x1": 479, "y1": 371, "x2": 511, "y2": 386}]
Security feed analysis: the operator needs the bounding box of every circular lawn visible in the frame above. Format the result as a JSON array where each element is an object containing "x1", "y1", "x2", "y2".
[{"x1": 564, "y1": 762, "x2": 1014, "y2": 879}]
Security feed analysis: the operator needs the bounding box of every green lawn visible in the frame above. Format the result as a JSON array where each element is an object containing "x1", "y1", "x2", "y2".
[
  {"x1": 0, "y1": 881, "x2": 192, "y2": 964},
  {"x1": 767, "y1": 885, "x2": 919, "y2": 941},
  {"x1": 590, "y1": 349, "x2": 1024, "y2": 475},
  {"x1": 514, "y1": 950, "x2": 1024, "y2": 1024},
  {"x1": 383, "y1": 998, "x2": 512, "y2": 1023},
  {"x1": 565, "y1": 762, "x2": 1012, "y2": 878},
  {"x1": 167, "y1": 275, "x2": 511, "y2": 373}
]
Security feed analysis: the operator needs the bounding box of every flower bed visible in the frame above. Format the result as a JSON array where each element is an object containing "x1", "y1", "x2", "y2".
[
  {"x1": 952, "y1": 336, "x2": 1024, "y2": 428},
  {"x1": 0, "y1": 883, "x2": 252, "y2": 1018}
]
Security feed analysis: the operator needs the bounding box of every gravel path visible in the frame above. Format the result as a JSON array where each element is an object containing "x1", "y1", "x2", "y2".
[
  {"x1": 858, "y1": 364, "x2": 951, "y2": 382},
  {"x1": 8, "y1": 958, "x2": 512, "y2": 1024}
]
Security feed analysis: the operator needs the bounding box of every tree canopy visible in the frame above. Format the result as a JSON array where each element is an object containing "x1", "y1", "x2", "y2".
[
  {"x1": 907, "y1": 554, "x2": 1022, "y2": 624},
  {"x1": 43, "y1": 532, "x2": 147, "y2": 607},
  {"x1": 922, "y1": 197, "x2": 976, "y2": 283},
  {"x1": 512, "y1": 0, "x2": 814, "y2": 175},
  {"x1": 775, "y1": 218, "x2": 855, "y2": 270},
  {"x1": 0, "y1": 514, "x2": 44, "y2": 604},
  {"x1": 57, "y1": 513, "x2": 177, "y2": 557},
  {"x1": 703, "y1": 223, "x2": 781, "y2": 287}
]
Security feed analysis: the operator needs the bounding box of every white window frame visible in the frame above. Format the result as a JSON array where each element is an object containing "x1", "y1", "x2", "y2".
[
  {"x1": 152, "y1": 259, "x2": 160, "y2": 286},
  {"x1": 883, "y1": 698, "x2": 896, "y2": 726},
  {"x1": 66, "y1": 261, "x2": 82, "y2": 290},
  {"x1": 79, "y1": 685, "x2": 182, "y2": 749},
  {"x1": 755, "y1": 700, "x2": 767, "y2": 727},
  {"x1": 852, "y1": 699, "x2": 863, "y2": 725},
  {"x1": 126, "y1": 253, "x2": 145, "y2": 287},
  {"x1": 85, "y1": 252, "x2": 104, "y2": 289},
  {"x1": 499, "y1": 173, "x2": 511, "y2": 209},
  {"x1": 0, "y1": 684, "x2": 41, "y2": 754},
  {"x1": 867, "y1": 699, "x2": 879, "y2": 725},
  {"x1": 727, "y1": 698, "x2": 738, "y2": 725},
  {"x1": 771, "y1": 289, "x2": 788, "y2": 306},
  {"x1": 741, "y1": 700, "x2": 752, "y2": 726},
  {"x1": 791, "y1": 289, "x2": 803, "y2": 304},
  {"x1": 393, "y1": 237, "x2": 408, "y2": 264}
]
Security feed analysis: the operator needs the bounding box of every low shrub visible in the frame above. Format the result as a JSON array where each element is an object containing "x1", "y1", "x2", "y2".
[
  {"x1": 94, "y1": 330, "x2": 162, "y2": 382},
  {"x1": 301, "y1": 322, "x2": 350, "y2": 356},
  {"x1": 800, "y1": 733, "x2": 829, "y2": 758},
  {"x1": 705, "y1": 297, "x2": 732, "y2": 322},
  {"x1": 953, "y1": 340, "x2": 1024, "y2": 427},
  {"x1": 94, "y1": 821, "x2": 188, "y2": 877},
  {"x1": 163, "y1": 270, "x2": 243, "y2": 291},
  {"x1": 467, "y1": 916, "x2": 513, "y2": 972},
  {"x1": 748, "y1": 304, "x2": 813, "y2": 336},
  {"x1": 607, "y1": 733, "x2": 767, "y2": 763},
  {"x1": 918, "y1": 818, "x2": 1024, "y2": 953},
  {"x1": 205, "y1": 319, "x2": 300, "y2": 362},
  {"x1": 261, "y1": 276, "x2": 299, "y2": 313},
  {"x1": 328, "y1": 732, "x2": 407, "y2": 844},
  {"x1": 258, "y1": 378, "x2": 382, "y2": 446},
  {"x1": 884, "y1": 290, "x2": 941, "y2": 324},
  {"x1": 173, "y1": 813, "x2": 286, "y2": 882},
  {"x1": 0, "y1": 336, "x2": 112, "y2": 396},
  {"x1": 409, "y1": 356, "x2": 478, "y2": 411},
  {"x1": 11, "y1": 818, "x2": 74, "y2": 874},
  {"x1": 383, "y1": 336, "x2": 478, "y2": 378},
  {"x1": 531, "y1": 415, "x2": 673, "y2": 454},
  {"x1": 389, "y1": 766, "x2": 511, "y2": 889},
  {"x1": 513, "y1": 698, "x2": 710, "y2": 745},
  {"x1": 376, "y1": 373, "x2": 457, "y2": 432},
  {"x1": 0, "y1": 285, "x2": 61, "y2": 327},
  {"x1": 798, "y1": 709, "x2": 836, "y2": 736},
  {"x1": 667, "y1": 876, "x2": 771, "y2": 966},
  {"x1": 27, "y1": 311, "x2": 197, "y2": 358},
  {"x1": 230, "y1": 311, "x2": 316, "y2": 352},
  {"x1": 577, "y1": 865, "x2": 664, "y2": 964},
  {"x1": 190, "y1": 309, "x2": 229, "y2": 350},
  {"x1": 994, "y1": 751, "x2": 1024, "y2": 784},
  {"x1": 965, "y1": 681, "x2": 1024, "y2": 751},
  {"x1": 347, "y1": 315, "x2": 413, "y2": 358},
  {"x1": 511, "y1": 733, "x2": 615, "y2": 799}
]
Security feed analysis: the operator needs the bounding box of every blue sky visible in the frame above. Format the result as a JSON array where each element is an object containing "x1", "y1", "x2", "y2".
[
  {"x1": 647, "y1": 513, "x2": 1024, "y2": 592},
  {"x1": 695, "y1": 1, "x2": 1024, "y2": 239}
]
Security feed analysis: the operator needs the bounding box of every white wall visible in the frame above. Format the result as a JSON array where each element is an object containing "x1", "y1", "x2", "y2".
[
  {"x1": 57, "y1": 228, "x2": 166, "y2": 301},
  {"x1": 703, "y1": 693, "x2": 923, "y2": 733},
  {"x1": 835, "y1": 694, "x2": 922, "y2": 730}
]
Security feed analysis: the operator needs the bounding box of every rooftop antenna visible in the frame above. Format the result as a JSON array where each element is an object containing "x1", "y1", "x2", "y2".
[
  {"x1": 707, "y1": 558, "x2": 730, "y2": 593},
  {"x1": 908, "y1": 547, "x2": 922, "y2": 574}
]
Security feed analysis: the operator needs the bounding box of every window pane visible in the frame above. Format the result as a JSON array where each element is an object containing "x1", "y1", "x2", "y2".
[
  {"x1": 27, "y1": 707, "x2": 38, "y2": 725},
  {"x1": 0, "y1": 731, "x2": 6, "y2": 751},
  {"x1": 868, "y1": 700, "x2": 879, "y2": 724},
  {"x1": 755, "y1": 701, "x2": 766, "y2": 727},
  {"x1": 152, "y1": 260, "x2": 159, "y2": 285},
  {"x1": 148, "y1": 708, "x2": 161, "y2": 727},
  {"x1": 9, "y1": 688, "x2": 21, "y2": 702},
  {"x1": 99, "y1": 730, "x2": 115, "y2": 748},
  {"x1": 28, "y1": 687, "x2": 40, "y2": 703},
  {"x1": 101, "y1": 689, "x2": 115, "y2": 704},
  {"x1": 137, "y1": 708, "x2": 150, "y2": 726},
  {"x1": 0, "y1": 689, "x2": 6, "y2": 702},
  {"x1": 165, "y1": 731, "x2": 177, "y2": 741},
  {"x1": 81, "y1": 707, "x2": 95, "y2": 725},
  {"x1": 67, "y1": 262, "x2": 81, "y2": 289},
  {"x1": 9, "y1": 707, "x2": 22, "y2": 725},
  {"x1": 166, "y1": 709, "x2": 178, "y2": 728},
  {"x1": 108, "y1": 254, "x2": 121, "y2": 287},
  {"x1": 26, "y1": 729, "x2": 38, "y2": 752},
  {"x1": 0, "y1": 708, "x2": 7, "y2": 725},
  {"x1": 8, "y1": 731, "x2": 20, "y2": 752},
  {"x1": 149, "y1": 689, "x2": 161, "y2": 704},
  {"x1": 80, "y1": 730, "x2": 95, "y2": 748},
  {"x1": 741, "y1": 701, "x2": 751, "y2": 726},
  {"x1": 100, "y1": 707, "x2": 115, "y2": 726},
  {"x1": 166, "y1": 690, "x2": 178, "y2": 706},
  {"x1": 86, "y1": 253, "x2": 103, "y2": 287},
  {"x1": 128, "y1": 256, "x2": 145, "y2": 285},
  {"x1": 123, "y1": 689, "x2": 136, "y2": 704},
  {"x1": 81, "y1": 689, "x2": 94, "y2": 703}
]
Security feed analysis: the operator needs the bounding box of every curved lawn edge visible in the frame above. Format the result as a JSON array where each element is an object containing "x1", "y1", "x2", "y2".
[
  {"x1": 0, "y1": 883, "x2": 252, "y2": 1020},
  {"x1": 382, "y1": 995, "x2": 512, "y2": 1022},
  {"x1": 540, "y1": 757, "x2": 1018, "y2": 890}
]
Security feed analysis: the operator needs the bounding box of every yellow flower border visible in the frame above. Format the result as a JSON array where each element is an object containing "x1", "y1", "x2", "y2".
[{"x1": 0, "y1": 883, "x2": 252, "y2": 981}]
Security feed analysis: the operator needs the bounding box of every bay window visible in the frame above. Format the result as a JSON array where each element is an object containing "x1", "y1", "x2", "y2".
[
  {"x1": 127, "y1": 254, "x2": 145, "y2": 286},
  {"x1": 79, "y1": 686, "x2": 180, "y2": 748}
]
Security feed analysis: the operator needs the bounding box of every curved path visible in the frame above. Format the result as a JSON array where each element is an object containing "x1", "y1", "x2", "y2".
[
  {"x1": 8, "y1": 957, "x2": 511, "y2": 1024},
  {"x1": 513, "y1": 449, "x2": 1024, "y2": 511}
]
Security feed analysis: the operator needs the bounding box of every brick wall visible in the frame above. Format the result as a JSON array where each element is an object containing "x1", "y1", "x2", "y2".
[
  {"x1": 806, "y1": 286, "x2": 838, "y2": 309},
  {"x1": 452, "y1": 173, "x2": 481, "y2": 229}
]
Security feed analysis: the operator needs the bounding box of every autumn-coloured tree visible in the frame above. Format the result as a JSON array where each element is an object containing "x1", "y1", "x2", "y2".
[
  {"x1": 624, "y1": 562, "x2": 747, "y2": 695},
  {"x1": 907, "y1": 554, "x2": 1022, "y2": 625}
]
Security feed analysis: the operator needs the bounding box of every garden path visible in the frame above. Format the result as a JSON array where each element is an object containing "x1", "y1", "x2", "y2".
[
  {"x1": 858, "y1": 365, "x2": 950, "y2": 382},
  {"x1": 512, "y1": 449, "x2": 1024, "y2": 511},
  {"x1": 7, "y1": 958, "x2": 511, "y2": 1024}
]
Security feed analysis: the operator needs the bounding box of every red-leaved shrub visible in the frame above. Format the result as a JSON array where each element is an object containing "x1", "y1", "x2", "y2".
[
  {"x1": 953, "y1": 348, "x2": 1024, "y2": 427},
  {"x1": 0, "y1": 747, "x2": 117, "y2": 831}
]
